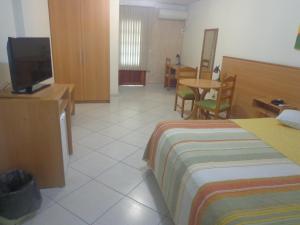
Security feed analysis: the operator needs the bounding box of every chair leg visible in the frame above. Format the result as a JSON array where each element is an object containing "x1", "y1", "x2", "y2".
[
  {"x1": 214, "y1": 111, "x2": 219, "y2": 120},
  {"x1": 191, "y1": 100, "x2": 194, "y2": 112},
  {"x1": 226, "y1": 109, "x2": 231, "y2": 119},
  {"x1": 204, "y1": 110, "x2": 209, "y2": 120},
  {"x1": 181, "y1": 99, "x2": 185, "y2": 118},
  {"x1": 167, "y1": 77, "x2": 171, "y2": 90},
  {"x1": 174, "y1": 95, "x2": 178, "y2": 111}
]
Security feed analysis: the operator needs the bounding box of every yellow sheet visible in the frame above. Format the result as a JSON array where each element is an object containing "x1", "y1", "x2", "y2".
[{"x1": 233, "y1": 118, "x2": 300, "y2": 165}]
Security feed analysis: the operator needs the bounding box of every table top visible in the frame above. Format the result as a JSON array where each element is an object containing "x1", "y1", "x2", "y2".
[{"x1": 179, "y1": 79, "x2": 221, "y2": 89}]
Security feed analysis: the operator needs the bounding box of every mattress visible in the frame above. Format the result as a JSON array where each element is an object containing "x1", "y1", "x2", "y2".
[{"x1": 144, "y1": 119, "x2": 300, "y2": 225}]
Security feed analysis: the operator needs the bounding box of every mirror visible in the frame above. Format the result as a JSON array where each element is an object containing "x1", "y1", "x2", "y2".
[{"x1": 199, "y1": 28, "x2": 218, "y2": 78}]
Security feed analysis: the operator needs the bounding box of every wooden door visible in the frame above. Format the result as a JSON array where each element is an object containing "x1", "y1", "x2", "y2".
[
  {"x1": 48, "y1": 0, "x2": 84, "y2": 101},
  {"x1": 81, "y1": 0, "x2": 110, "y2": 101}
]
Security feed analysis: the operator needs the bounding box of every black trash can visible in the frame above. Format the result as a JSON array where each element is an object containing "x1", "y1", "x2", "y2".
[{"x1": 0, "y1": 170, "x2": 42, "y2": 225}]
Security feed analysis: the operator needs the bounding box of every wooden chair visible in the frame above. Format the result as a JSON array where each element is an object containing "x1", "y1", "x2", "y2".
[
  {"x1": 164, "y1": 58, "x2": 176, "y2": 89},
  {"x1": 197, "y1": 74, "x2": 237, "y2": 119},
  {"x1": 174, "y1": 67, "x2": 198, "y2": 117}
]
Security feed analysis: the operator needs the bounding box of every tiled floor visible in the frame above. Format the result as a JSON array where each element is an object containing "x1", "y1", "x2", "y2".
[{"x1": 25, "y1": 84, "x2": 183, "y2": 225}]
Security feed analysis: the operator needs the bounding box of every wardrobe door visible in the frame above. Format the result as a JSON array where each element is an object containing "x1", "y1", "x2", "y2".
[
  {"x1": 81, "y1": 0, "x2": 110, "y2": 101},
  {"x1": 48, "y1": 0, "x2": 84, "y2": 101}
]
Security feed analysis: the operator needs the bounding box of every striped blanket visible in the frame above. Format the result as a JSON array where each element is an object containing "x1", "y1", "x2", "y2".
[{"x1": 144, "y1": 120, "x2": 300, "y2": 225}]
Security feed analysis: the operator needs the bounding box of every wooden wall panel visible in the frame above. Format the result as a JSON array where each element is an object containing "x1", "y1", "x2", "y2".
[{"x1": 222, "y1": 56, "x2": 300, "y2": 118}]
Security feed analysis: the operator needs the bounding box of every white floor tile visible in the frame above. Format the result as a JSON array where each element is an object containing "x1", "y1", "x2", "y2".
[
  {"x1": 119, "y1": 132, "x2": 150, "y2": 148},
  {"x1": 71, "y1": 152, "x2": 117, "y2": 178},
  {"x1": 159, "y1": 216, "x2": 175, "y2": 225},
  {"x1": 70, "y1": 143, "x2": 94, "y2": 163},
  {"x1": 38, "y1": 194, "x2": 55, "y2": 214},
  {"x1": 118, "y1": 118, "x2": 150, "y2": 130},
  {"x1": 122, "y1": 150, "x2": 148, "y2": 170},
  {"x1": 79, "y1": 118, "x2": 114, "y2": 132},
  {"x1": 41, "y1": 168, "x2": 91, "y2": 201},
  {"x1": 128, "y1": 173, "x2": 169, "y2": 215},
  {"x1": 117, "y1": 109, "x2": 140, "y2": 118},
  {"x1": 97, "y1": 125, "x2": 132, "y2": 139},
  {"x1": 23, "y1": 204, "x2": 87, "y2": 225},
  {"x1": 93, "y1": 197, "x2": 163, "y2": 225},
  {"x1": 59, "y1": 181, "x2": 123, "y2": 224},
  {"x1": 77, "y1": 133, "x2": 114, "y2": 150},
  {"x1": 96, "y1": 163, "x2": 143, "y2": 194},
  {"x1": 72, "y1": 126, "x2": 93, "y2": 142},
  {"x1": 96, "y1": 141, "x2": 139, "y2": 161}
]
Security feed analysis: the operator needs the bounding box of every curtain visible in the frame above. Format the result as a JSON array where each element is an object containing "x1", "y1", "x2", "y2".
[{"x1": 119, "y1": 6, "x2": 155, "y2": 71}]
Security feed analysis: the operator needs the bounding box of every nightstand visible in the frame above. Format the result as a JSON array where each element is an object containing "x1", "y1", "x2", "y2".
[{"x1": 252, "y1": 97, "x2": 297, "y2": 118}]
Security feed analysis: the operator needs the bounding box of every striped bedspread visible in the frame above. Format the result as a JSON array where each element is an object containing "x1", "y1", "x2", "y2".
[{"x1": 144, "y1": 120, "x2": 300, "y2": 225}]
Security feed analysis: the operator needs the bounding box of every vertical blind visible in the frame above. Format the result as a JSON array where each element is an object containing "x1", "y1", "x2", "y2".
[
  {"x1": 120, "y1": 19, "x2": 142, "y2": 67},
  {"x1": 119, "y1": 6, "x2": 154, "y2": 70}
]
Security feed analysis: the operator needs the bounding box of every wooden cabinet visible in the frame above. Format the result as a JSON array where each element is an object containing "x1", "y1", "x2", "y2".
[{"x1": 48, "y1": 0, "x2": 110, "y2": 102}]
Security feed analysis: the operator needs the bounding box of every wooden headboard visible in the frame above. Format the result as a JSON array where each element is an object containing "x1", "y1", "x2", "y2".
[{"x1": 222, "y1": 56, "x2": 300, "y2": 118}]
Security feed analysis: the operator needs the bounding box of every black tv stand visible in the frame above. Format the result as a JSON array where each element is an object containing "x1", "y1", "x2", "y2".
[{"x1": 12, "y1": 84, "x2": 51, "y2": 94}]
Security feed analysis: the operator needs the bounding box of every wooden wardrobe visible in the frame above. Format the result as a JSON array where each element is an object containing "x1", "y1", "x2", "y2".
[{"x1": 48, "y1": 0, "x2": 110, "y2": 102}]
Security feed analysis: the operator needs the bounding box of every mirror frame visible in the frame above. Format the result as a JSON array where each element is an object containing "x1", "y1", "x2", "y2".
[{"x1": 199, "y1": 28, "x2": 219, "y2": 77}]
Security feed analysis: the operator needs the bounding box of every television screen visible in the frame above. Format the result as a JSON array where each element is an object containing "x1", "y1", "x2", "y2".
[{"x1": 7, "y1": 37, "x2": 52, "y2": 93}]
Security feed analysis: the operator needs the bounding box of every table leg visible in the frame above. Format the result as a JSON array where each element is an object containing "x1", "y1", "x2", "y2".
[{"x1": 184, "y1": 87, "x2": 200, "y2": 120}]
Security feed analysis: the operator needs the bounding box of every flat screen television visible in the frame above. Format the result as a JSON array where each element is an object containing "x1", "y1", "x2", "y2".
[{"x1": 7, "y1": 37, "x2": 52, "y2": 94}]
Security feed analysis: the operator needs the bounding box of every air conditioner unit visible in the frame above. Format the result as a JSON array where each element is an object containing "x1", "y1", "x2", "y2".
[{"x1": 158, "y1": 9, "x2": 188, "y2": 21}]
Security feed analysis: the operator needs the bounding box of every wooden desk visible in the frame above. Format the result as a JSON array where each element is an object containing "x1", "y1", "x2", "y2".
[
  {"x1": 179, "y1": 79, "x2": 221, "y2": 119},
  {"x1": 0, "y1": 84, "x2": 74, "y2": 188}
]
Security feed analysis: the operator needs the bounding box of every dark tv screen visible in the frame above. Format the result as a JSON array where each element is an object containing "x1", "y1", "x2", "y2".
[{"x1": 7, "y1": 37, "x2": 52, "y2": 92}]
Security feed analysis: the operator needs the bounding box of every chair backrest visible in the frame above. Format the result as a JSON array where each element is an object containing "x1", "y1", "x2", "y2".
[
  {"x1": 176, "y1": 67, "x2": 198, "y2": 80},
  {"x1": 165, "y1": 57, "x2": 171, "y2": 75},
  {"x1": 175, "y1": 67, "x2": 198, "y2": 91},
  {"x1": 199, "y1": 71, "x2": 213, "y2": 80},
  {"x1": 215, "y1": 74, "x2": 237, "y2": 112}
]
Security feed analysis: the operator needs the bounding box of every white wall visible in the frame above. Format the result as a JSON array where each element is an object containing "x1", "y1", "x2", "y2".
[
  {"x1": 21, "y1": 0, "x2": 51, "y2": 37},
  {"x1": 0, "y1": 0, "x2": 17, "y2": 87},
  {"x1": 110, "y1": 0, "x2": 119, "y2": 95},
  {"x1": 182, "y1": 0, "x2": 300, "y2": 75}
]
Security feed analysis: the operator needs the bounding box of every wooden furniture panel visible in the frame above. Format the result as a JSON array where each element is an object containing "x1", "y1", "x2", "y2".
[
  {"x1": 0, "y1": 99, "x2": 64, "y2": 187},
  {"x1": 119, "y1": 70, "x2": 146, "y2": 85},
  {"x1": 0, "y1": 84, "x2": 74, "y2": 188},
  {"x1": 222, "y1": 56, "x2": 300, "y2": 118},
  {"x1": 48, "y1": 0, "x2": 84, "y2": 101},
  {"x1": 81, "y1": 0, "x2": 110, "y2": 101}
]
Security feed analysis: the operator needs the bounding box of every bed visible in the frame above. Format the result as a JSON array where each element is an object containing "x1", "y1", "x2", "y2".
[{"x1": 144, "y1": 118, "x2": 300, "y2": 225}]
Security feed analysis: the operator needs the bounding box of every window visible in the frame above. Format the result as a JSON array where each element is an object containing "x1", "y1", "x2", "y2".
[{"x1": 120, "y1": 19, "x2": 142, "y2": 67}]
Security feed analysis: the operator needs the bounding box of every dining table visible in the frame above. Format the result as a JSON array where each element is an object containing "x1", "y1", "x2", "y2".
[{"x1": 179, "y1": 78, "x2": 221, "y2": 119}]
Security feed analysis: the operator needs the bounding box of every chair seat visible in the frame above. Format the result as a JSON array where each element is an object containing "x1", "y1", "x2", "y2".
[
  {"x1": 177, "y1": 86, "x2": 194, "y2": 99},
  {"x1": 197, "y1": 99, "x2": 230, "y2": 111}
]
